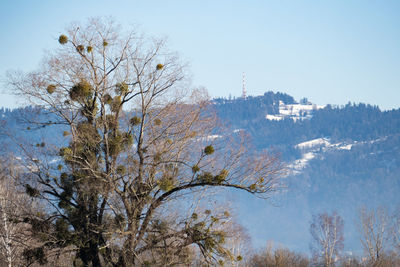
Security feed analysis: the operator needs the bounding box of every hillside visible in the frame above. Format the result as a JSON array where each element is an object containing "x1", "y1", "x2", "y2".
[{"x1": 1, "y1": 91, "x2": 400, "y2": 253}]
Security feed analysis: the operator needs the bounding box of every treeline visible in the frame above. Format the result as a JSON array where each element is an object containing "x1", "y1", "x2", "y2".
[
  {"x1": 213, "y1": 94, "x2": 400, "y2": 153},
  {"x1": 246, "y1": 207, "x2": 400, "y2": 267},
  {"x1": 3, "y1": 95, "x2": 400, "y2": 157},
  {"x1": 213, "y1": 91, "x2": 295, "y2": 128}
]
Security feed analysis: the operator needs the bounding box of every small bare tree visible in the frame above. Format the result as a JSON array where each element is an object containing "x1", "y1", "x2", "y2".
[
  {"x1": 0, "y1": 173, "x2": 18, "y2": 267},
  {"x1": 248, "y1": 242, "x2": 309, "y2": 267},
  {"x1": 358, "y1": 206, "x2": 389, "y2": 265},
  {"x1": 224, "y1": 222, "x2": 250, "y2": 267},
  {"x1": 0, "y1": 158, "x2": 35, "y2": 267},
  {"x1": 310, "y1": 211, "x2": 344, "y2": 267},
  {"x1": 391, "y1": 206, "x2": 400, "y2": 257}
]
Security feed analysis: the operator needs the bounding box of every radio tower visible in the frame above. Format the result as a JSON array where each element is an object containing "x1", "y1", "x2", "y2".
[{"x1": 242, "y1": 72, "x2": 247, "y2": 99}]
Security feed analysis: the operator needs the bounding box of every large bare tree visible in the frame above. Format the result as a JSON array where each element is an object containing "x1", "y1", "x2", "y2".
[{"x1": 7, "y1": 18, "x2": 283, "y2": 266}]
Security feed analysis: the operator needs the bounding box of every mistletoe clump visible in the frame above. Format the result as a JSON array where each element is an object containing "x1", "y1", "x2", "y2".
[
  {"x1": 154, "y1": 118, "x2": 162, "y2": 126},
  {"x1": 108, "y1": 134, "x2": 123, "y2": 156},
  {"x1": 59, "y1": 147, "x2": 73, "y2": 161},
  {"x1": 69, "y1": 80, "x2": 93, "y2": 101},
  {"x1": 111, "y1": 96, "x2": 121, "y2": 112},
  {"x1": 204, "y1": 145, "x2": 214, "y2": 155},
  {"x1": 115, "y1": 82, "x2": 128, "y2": 95},
  {"x1": 103, "y1": 94, "x2": 112, "y2": 105},
  {"x1": 130, "y1": 116, "x2": 141, "y2": 126},
  {"x1": 191, "y1": 165, "x2": 200, "y2": 173},
  {"x1": 25, "y1": 184, "x2": 40, "y2": 197},
  {"x1": 157, "y1": 175, "x2": 175, "y2": 192},
  {"x1": 197, "y1": 172, "x2": 213, "y2": 183},
  {"x1": 214, "y1": 169, "x2": 228, "y2": 184},
  {"x1": 76, "y1": 45, "x2": 85, "y2": 53},
  {"x1": 116, "y1": 165, "x2": 126, "y2": 175},
  {"x1": 58, "y1": 34, "x2": 68, "y2": 44},
  {"x1": 46, "y1": 84, "x2": 56, "y2": 94}
]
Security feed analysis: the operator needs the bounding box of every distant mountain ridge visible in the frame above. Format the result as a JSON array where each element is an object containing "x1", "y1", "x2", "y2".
[
  {"x1": 212, "y1": 91, "x2": 400, "y2": 252},
  {"x1": 1, "y1": 91, "x2": 400, "y2": 253},
  {"x1": 214, "y1": 92, "x2": 400, "y2": 158}
]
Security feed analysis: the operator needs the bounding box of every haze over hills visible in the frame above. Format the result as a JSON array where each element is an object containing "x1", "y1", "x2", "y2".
[
  {"x1": 214, "y1": 92, "x2": 400, "y2": 253},
  {"x1": 1, "y1": 91, "x2": 399, "y2": 254}
]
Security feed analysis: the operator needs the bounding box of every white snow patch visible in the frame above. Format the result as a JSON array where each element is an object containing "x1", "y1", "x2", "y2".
[
  {"x1": 338, "y1": 144, "x2": 352, "y2": 150},
  {"x1": 289, "y1": 152, "x2": 316, "y2": 170},
  {"x1": 198, "y1": 135, "x2": 222, "y2": 142},
  {"x1": 295, "y1": 138, "x2": 330, "y2": 149},
  {"x1": 265, "y1": 101, "x2": 325, "y2": 121},
  {"x1": 206, "y1": 135, "x2": 222, "y2": 140},
  {"x1": 369, "y1": 136, "x2": 387, "y2": 144},
  {"x1": 50, "y1": 158, "x2": 60, "y2": 164},
  {"x1": 290, "y1": 136, "x2": 386, "y2": 174},
  {"x1": 265, "y1": 114, "x2": 283, "y2": 121}
]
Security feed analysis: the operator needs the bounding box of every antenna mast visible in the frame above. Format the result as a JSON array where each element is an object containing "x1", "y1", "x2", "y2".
[{"x1": 242, "y1": 72, "x2": 247, "y2": 99}]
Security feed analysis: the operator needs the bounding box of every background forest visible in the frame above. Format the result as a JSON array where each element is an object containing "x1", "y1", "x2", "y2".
[
  {"x1": 0, "y1": 10, "x2": 399, "y2": 266},
  {"x1": 1, "y1": 89, "x2": 400, "y2": 266}
]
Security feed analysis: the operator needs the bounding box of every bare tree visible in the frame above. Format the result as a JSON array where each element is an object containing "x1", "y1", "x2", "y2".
[
  {"x1": 310, "y1": 211, "x2": 344, "y2": 267},
  {"x1": 358, "y1": 206, "x2": 389, "y2": 265},
  {"x1": 248, "y1": 242, "x2": 309, "y2": 267},
  {"x1": 224, "y1": 222, "x2": 250, "y2": 267},
  {"x1": 0, "y1": 158, "x2": 36, "y2": 267},
  {"x1": 0, "y1": 167, "x2": 18, "y2": 267},
  {"x1": 7, "y1": 18, "x2": 283, "y2": 266},
  {"x1": 393, "y1": 206, "x2": 400, "y2": 256}
]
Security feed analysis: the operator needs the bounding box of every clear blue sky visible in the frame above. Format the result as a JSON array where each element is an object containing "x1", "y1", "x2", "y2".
[{"x1": 1, "y1": 0, "x2": 399, "y2": 109}]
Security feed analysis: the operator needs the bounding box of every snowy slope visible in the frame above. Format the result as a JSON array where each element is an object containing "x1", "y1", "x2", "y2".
[{"x1": 266, "y1": 100, "x2": 325, "y2": 121}]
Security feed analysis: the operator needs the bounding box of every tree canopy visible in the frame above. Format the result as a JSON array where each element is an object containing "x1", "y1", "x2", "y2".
[{"x1": 7, "y1": 18, "x2": 283, "y2": 266}]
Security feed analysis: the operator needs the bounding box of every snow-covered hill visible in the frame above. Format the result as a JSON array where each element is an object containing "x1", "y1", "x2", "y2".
[
  {"x1": 288, "y1": 137, "x2": 383, "y2": 172},
  {"x1": 3, "y1": 92, "x2": 400, "y2": 254},
  {"x1": 266, "y1": 100, "x2": 325, "y2": 121}
]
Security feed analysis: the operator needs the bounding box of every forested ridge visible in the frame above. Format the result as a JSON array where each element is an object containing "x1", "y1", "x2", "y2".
[{"x1": 2, "y1": 90, "x2": 400, "y2": 266}]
